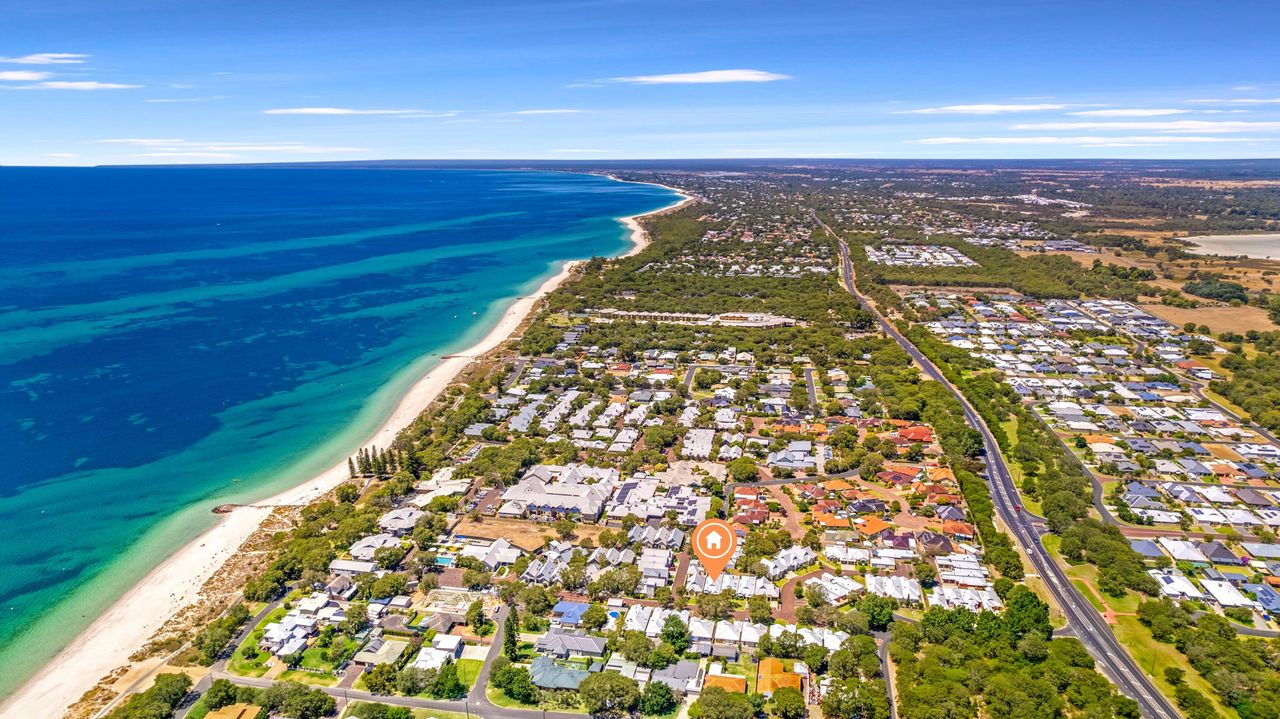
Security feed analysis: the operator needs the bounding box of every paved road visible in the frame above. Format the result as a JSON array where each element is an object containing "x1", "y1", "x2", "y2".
[
  {"x1": 802, "y1": 367, "x2": 820, "y2": 409},
  {"x1": 874, "y1": 630, "x2": 898, "y2": 719},
  {"x1": 819, "y1": 215, "x2": 1180, "y2": 719},
  {"x1": 208, "y1": 605, "x2": 587, "y2": 719},
  {"x1": 166, "y1": 598, "x2": 281, "y2": 719}
]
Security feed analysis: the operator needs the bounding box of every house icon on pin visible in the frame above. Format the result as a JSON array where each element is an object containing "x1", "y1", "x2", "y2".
[{"x1": 706, "y1": 530, "x2": 723, "y2": 551}]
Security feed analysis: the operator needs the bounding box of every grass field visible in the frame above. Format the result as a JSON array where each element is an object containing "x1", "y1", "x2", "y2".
[
  {"x1": 1042, "y1": 534, "x2": 1235, "y2": 715},
  {"x1": 1071, "y1": 579, "x2": 1105, "y2": 612},
  {"x1": 999, "y1": 416, "x2": 1045, "y2": 517},
  {"x1": 1112, "y1": 616, "x2": 1237, "y2": 718},
  {"x1": 1140, "y1": 302, "x2": 1273, "y2": 336},
  {"x1": 184, "y1": 698, "x2": 212, "y2": 719},
  {"x1": 486, "y1": 685, "x2": 538, "y2": 710},
  {"x1": 227, "y1": 606, "x2": 287, "y2": 677},
  {"x1": 344, "y1": 703, "x2": 473, "y2": 719},
  {"x1": 278, "y1": 668, "x2": 339, "y2": 686},
  {"x1": 297, "y1": 637, "x2": 358, "y2": 672},
  {"x1": 487, "y1": 682, "x2": 588, "y2": 714},
  {"x1": 456, "y1": 658, "x2": 483, "y2": 688}
]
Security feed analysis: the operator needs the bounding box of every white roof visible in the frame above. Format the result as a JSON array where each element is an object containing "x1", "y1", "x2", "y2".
[{"x1": 1201, "y1": 579, "x2": 1254, "y2": 608}]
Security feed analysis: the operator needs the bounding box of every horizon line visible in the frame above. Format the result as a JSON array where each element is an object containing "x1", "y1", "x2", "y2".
[{"x1": 7, "y1": 155, "x2": 1280, "y2": 169}]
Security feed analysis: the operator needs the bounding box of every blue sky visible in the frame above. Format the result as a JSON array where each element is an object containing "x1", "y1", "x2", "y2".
[{"x1": 4, "y1": 0, "x2": 1279, "y2": 164}]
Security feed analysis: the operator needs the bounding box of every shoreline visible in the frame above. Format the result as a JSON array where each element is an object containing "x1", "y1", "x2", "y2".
[
  {"x1": 1181, "y1": 232, "x2": 1280, "y2": 260},
  {"x1": 0, "y1": 181, "x2": 688, "y2": 719}
]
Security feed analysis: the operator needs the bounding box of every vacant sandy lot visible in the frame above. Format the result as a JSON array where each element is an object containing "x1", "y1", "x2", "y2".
[
  {"x1": 1139, "y1": 303, "x2": 1273, "y2": 335},
  {"x1": 453, "y1": 516, "x2": 611, "y2": 552}
]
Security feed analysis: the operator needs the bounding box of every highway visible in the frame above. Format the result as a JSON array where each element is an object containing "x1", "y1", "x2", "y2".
[{"x1": 819, "y1": 215, "x2": 1181, "y2": 719}]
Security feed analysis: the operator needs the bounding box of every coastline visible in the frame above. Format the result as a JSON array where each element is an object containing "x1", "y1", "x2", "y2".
[{"x1": 0, "y1": 182, "x2": 689, "y2": 719}]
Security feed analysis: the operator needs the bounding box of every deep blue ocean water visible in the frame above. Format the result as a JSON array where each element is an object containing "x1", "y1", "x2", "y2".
[{"x1": 0, "y1": 167, "x2": 678, "y2": 698}]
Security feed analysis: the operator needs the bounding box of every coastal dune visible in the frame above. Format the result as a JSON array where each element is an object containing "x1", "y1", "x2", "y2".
[{"x1": 0, "y1": 189, "x2": 691, "y2": 719}]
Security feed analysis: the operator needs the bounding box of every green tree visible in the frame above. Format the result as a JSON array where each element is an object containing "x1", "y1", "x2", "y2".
[
  {"x1": 463, "y1": 568, "x2": 492, "y2": 590},
  {"x1": 396, "y1": 667, "x2": 431, "y2": 696},
  {"x1": 260, "y1": 681, "x2": 335, "y2": 719},
  {"x1": 858, "y1": 594, "x2": 896, "y2": 631},
  {"x1": 203, "y1": 678, "x2": 238, "y2": 711},
  {"x1": 374, "y1": 545, "x2": 407, "y2": 570},
  {"x1": 697, "y1": 590, "x2": 734, "y2": 620},
  {"x1": 582, "y1": 603, "x2": 610, "y2": 631},
  {"x1": 747, "y1": 595, "x2": 773, "y2": 624},
  {"x1": 364, "y1": 663, "x2": 398, "y2": 694},
  {"x1": 434, "y1": 659, "x2": 466, "y2": 699},
  {"x1": 467, "y1": 599, "x2": 488, "y2": 633},
  {"x1": 504, "y1": 666, "x2": 540, "y2": 704},
  {"x1": 728, "y1": 457, "x2": 759, "y2": 483},
  {"x1": 580, "y1": 671, "x2": 641, "y2": 719},
  {"x1": 620, "y1": 630, "x2": 654, "y2": 664},
  {"x1": 554, "y1": 517, "x2": 578, "y2": 539},
  {"x1": 1174, "y1": 685, "x2": 1222, "y2": 719},
  {"x1": 691, "y1": 686, "x2": 755, "y2": 719},
  {"x1": 773, "y1": 686, "x2": 807, "y2": 719},
  {"x1": 821, "y1": 679, "x2": 889, "y2": 719},
  {"x1": 504, "y1": 605, "x2": 520, "y2": 660},
  {"x1": 661, "y1": 614, "x2": 691, "y2": 653},
  {"x1": 342, "y1": 601, "x2": 370, "y2": 636},
  {"x1": 640, "y1": 681, "x2": 677, "y2": 716}
]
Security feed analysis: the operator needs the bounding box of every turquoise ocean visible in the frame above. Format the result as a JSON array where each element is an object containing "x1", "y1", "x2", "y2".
[{"x1": 0, "y1": 167, "x2": 679, "y2": 700}]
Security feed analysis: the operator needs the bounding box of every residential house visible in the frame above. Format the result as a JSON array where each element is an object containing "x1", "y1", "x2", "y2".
[{"x1": 535, "y1": 629, "x2": 607, "y2": 659}]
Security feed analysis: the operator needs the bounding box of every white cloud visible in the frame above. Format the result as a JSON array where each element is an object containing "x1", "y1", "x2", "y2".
[
  {"x1": 1187, "y1": 97, "x2": 1280, "y2": 105},
  {"x1": 549, "y1": 148, "x2": 607, "y2": 153},
  {"x1": 610, "y1": 69, "x2": 789, "y2": 84},
  {"x1": 898, "y1": 103, "x2": 1067, "y2": 115},
  {"x1": 263, "y1": 107, "x2": 424, "y2": 115},
  {"x1": 0, "y1": 70, "x2": 51, "y2": 81},
  {"x1": 1010, "y1": 120, "x2": 1280, "y2": 133},
  {"x1": 99, "y1": 138, "x2": 187, "y2": 146},
  {"x1": 100, "y1": 138, "x2": 367, "y2": 154},
  {"x1": 145, "y1": 96, "x2": 228, "y2": 103},
  {"x1": 132, "y1": 152, "x2": 239, "y2": 158},
  {"x1": 45, "y1": 152, "x2": 79, "y2": 157},
  {"x1": 0, "y1": 53, "x2": 88, "y2": 64},
  {"x1": 20, "y1": 81, "x2": 140, "y2": 90},
  {"x1": 512, "y1": 109, "x2": 585, "y2": 115},
  {"x1": 1068, "y1": 108, "x2": 1187, "y2": 117},
  {"x1": 912, "y1": 135, "x2": 1255, "y2": 145}
]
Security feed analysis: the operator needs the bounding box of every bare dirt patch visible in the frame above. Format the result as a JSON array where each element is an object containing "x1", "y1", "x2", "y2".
[
  {"x1": 453, "y1": 516, "x2": 611, "y2": 552},
  {"x1": 1139, "y1": 303, "x2": 1273, "y2": 335}
]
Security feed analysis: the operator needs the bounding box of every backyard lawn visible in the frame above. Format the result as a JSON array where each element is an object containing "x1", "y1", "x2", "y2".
[
  {"x1": 278, "y1": 668, "x2": 339, "y2": 687},
  {"x1": 227, "y1": 606, "x2": 289, "y2": 677},
  {"x1": 456, "y1": 658, "x2": 483, "y2": 688}
]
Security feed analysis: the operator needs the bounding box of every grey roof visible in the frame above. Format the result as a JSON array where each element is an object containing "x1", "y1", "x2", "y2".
[
  {"x1": 529, "y1": 656, "x2": 589, "y2": 690},
  {"x1": 649, "y1": 660, "x2": 701, "y2": 693},
  {"x1": 535, "y1": 629, "x2": 607, "y2": 657},
  {"x1": 1129, "y1": 539, "x2": 1164, "y2": 558}
]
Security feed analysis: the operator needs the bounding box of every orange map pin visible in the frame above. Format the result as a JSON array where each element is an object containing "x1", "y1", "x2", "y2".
[{"x1": 692, "y1": 518, "x2": 738, "y2": 581}]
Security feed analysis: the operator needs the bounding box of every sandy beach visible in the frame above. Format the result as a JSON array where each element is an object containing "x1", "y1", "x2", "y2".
[{"x1": 0, "y1": 187, "x2": 688, "y2": 719}]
